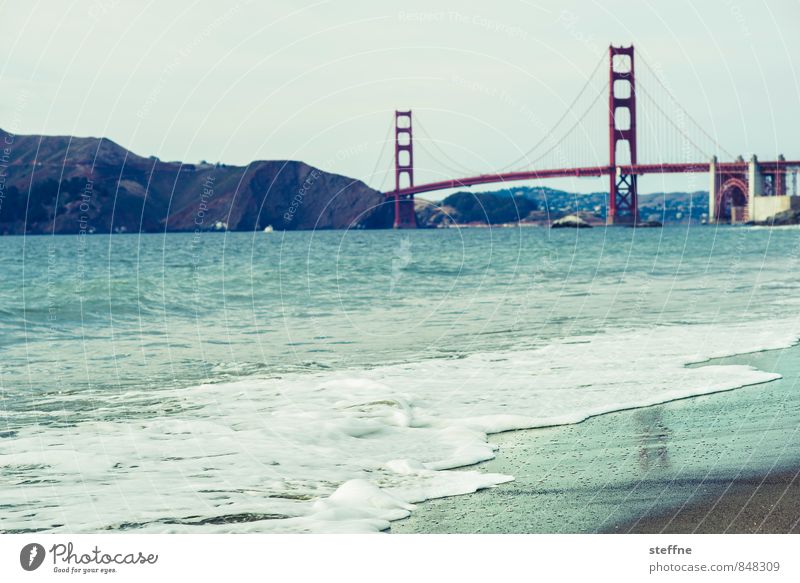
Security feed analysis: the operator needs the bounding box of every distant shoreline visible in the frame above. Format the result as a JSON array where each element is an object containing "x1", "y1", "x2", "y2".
[{"x1": 0, "y1": 222, "x2": 773, "y2": 236}]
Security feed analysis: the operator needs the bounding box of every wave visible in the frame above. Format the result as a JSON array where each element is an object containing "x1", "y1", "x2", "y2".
[{"x1": 1, "y1": 320, "x2": 796, "y2": 533}]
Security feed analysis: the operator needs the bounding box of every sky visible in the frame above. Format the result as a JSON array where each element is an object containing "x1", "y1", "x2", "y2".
[{"x1": 1, "y1": 0, "x2": 799, "y2": 198}]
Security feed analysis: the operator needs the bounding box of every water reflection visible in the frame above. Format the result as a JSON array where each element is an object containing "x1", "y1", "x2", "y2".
[{"x1": 635, "y1": 408, "x2": 671, "y2": 471}]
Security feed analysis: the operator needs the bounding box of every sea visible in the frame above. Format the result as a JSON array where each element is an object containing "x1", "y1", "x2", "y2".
[{"x1": 2, "y1": 225, "x2": 800, "y2": 532}]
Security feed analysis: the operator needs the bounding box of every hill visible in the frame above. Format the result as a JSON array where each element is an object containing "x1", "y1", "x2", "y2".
[
  {"x1": 0, "y1": 129, "x2": 392, "y2": 235},
  {"x1": 415, "y1": 185, "x2": 709, "y2": 226}
]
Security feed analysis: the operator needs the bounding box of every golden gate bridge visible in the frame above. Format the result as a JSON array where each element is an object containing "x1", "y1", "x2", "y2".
[{"x1": 378, "y1": 45, "x2": 800, "y2": 228}]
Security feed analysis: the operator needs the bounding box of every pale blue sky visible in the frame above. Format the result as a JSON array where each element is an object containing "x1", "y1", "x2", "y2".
[{"x1": 1, "y1": 0, "x2": 798, "y2": 197}]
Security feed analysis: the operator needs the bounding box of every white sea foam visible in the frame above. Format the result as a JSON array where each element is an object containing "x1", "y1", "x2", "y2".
[{"x1": 1, "y1": 321, "x2": 796, "y2": 533}]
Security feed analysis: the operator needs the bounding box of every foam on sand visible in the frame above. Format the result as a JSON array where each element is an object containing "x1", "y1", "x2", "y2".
[{"x1": 1, "y1": 321, "x2": 796, "y2": 533}]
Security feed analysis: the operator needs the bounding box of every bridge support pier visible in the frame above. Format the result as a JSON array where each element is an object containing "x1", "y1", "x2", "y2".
[
  {"x1": 708, "y1": 156, "x2": 719, "y2": 224},
  {"x1": 607, "y1": 45, "x2": 639, "y2": 225},
  {"x1": 709, "y1": 157, "x2": 752, "y2": 224},
  {"x1": 393, "y1": 196, "x2": 416, "y2": 229},
  {"x1": 747, "y1": 155, "x2": 761, "y2": 221},
  {"x1": 389, "y1": 110, "x2": 417, "y2": 229}
]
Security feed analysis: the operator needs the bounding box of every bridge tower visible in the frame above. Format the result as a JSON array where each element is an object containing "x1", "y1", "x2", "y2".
[
  {"x1": 390, "y1": 110, "x2": 417, "y2": 228},
  {"x1": 608, "y1": 45, "x2": 639, "y2": 225}
]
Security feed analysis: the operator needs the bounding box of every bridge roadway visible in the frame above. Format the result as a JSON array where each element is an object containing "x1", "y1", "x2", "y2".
[{"x1": 391, "y1": 160, "x2": 800, "y2": 198}]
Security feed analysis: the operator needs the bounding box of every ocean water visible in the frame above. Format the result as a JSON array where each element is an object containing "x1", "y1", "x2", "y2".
[{"x1": 2, "y1": 225, "x2": 800, "y2": 532}]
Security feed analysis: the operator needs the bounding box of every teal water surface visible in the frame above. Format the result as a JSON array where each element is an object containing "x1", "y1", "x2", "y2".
[
  {"x1": 3, "y1": 224, "x2": 800, "y2": 532},
  {"x1": 2, "y1": 225, "x2": 800, "y2": 430}
]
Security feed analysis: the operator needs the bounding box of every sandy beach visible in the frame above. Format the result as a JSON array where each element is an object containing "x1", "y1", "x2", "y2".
[
  {"x1": 392, "y1": 344, "x2": 800, "y2": 534},
  {"x1": 613, "y1": 468, "x2": 800, "y2": 533}
]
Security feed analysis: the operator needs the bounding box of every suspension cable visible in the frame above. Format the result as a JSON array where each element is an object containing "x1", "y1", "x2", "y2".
[
  {"x1": 415, "y1": 140, "x2": 478, "y2": 177},
  {"x1": 414, "y1": 115, "x2": 475, "y2": 174},
  {"x1": 513, "y1": 82, "x2": 608, "y2": 171},
  {"x1": 498, "y1": 50, "x2": 607, "y2": 171},
  {"x1": 637, "y1": 53, "x2": 734, "y2": 159},
  {"x1": 636, "y1": 83, "x2": 718, "y2": 161},
  {"x1": 368, "y1": 115, "x2": 394, "y2": 192}
]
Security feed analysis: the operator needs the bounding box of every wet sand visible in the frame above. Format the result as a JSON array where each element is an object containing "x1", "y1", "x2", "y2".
[
  {"x1": 612, "y1": 468, "x2": 800, "y2": 533},
  {"x1": 391, "y1": 345, "x2": 800, "y2": 534}
]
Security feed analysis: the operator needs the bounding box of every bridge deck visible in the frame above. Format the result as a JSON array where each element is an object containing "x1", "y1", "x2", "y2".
[{"x1": 388, "y1": 160, "x2": 800, "y2": 197}]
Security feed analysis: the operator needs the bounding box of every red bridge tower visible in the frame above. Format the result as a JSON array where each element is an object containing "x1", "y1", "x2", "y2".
[
  {"x1": 390, "y1": 110, "x2": 417, "y2": 228},
  {"x1": 608, "y1": 45, "x2": 639, "y2": 224}
]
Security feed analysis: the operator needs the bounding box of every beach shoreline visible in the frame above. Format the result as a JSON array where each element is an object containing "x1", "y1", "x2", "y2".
[{"x1": 391, "y1": 345, "x2": 800, "y2": 534}]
